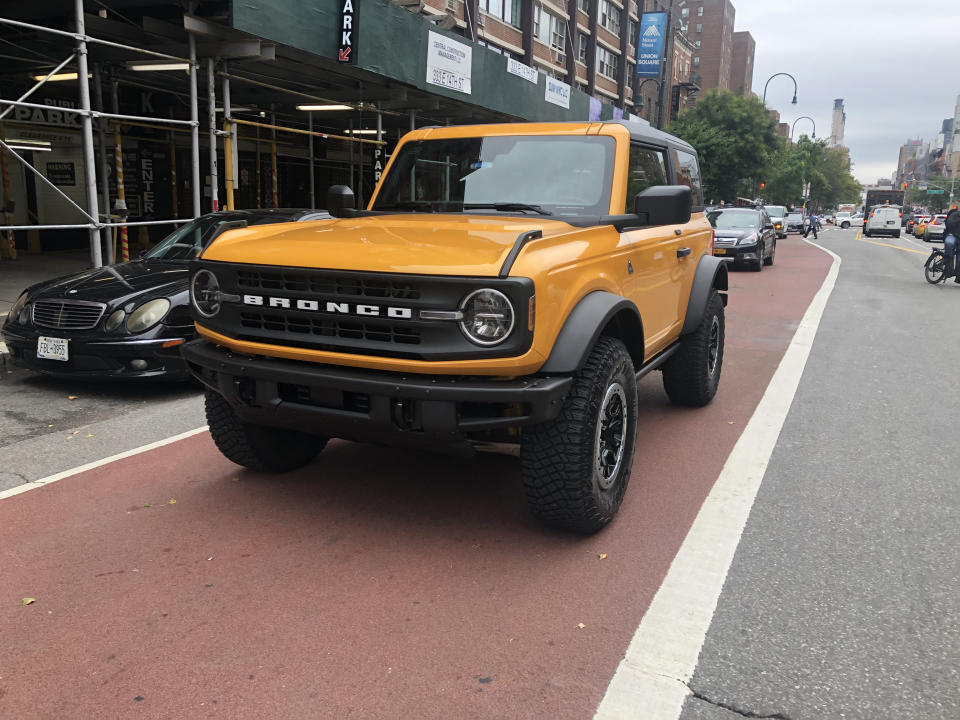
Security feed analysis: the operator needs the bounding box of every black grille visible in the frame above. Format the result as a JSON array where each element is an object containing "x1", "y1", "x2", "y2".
[
  {"x1": 239, "y1": 311, "x2": 422, "y2": 345},
  {"x1": 32, "y1": 300, "x2": 106, "y2": 330},
  {"x1": 237, "y1": 269, "x2": 420, "y2": 300}
]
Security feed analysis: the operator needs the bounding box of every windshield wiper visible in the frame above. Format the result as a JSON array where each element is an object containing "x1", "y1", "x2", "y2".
[
  {"x1": 463, "y1": 202, "x2": 552, "y2": 216},
  {"x1": 374, "y1": 200, "x2": 440, "y2": 213}
]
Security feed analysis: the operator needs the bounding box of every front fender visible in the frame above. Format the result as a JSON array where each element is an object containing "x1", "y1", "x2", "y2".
[{"x1": 681, "y1": 255, "x2": 728, "y2": 335}]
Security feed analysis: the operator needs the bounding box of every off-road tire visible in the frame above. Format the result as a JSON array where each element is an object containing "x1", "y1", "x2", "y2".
[
  {"x1": 662, "y1": 290, "x2": 724, "y2": 407},
  {"x1": 764, "y1": 239, "x2": 776, "y2": 266},
  {"x1": 204, "y1": 390, "x2": 325, "y2": 472},
  {"x1": 520, "y1": 337, "x2": 638, "y2": 535}
]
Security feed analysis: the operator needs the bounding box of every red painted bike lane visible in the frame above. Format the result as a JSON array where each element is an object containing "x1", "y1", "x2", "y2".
[{"x1": 0, "y1": 240, "x2": 832, "y2": 720}]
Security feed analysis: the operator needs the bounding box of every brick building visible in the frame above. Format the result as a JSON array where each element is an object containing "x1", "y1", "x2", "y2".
[
  {"x1": 677, "y1": 0, "x2": 736, "y2": 93},
  {"x1": 730, "y1": 30, "x2": 754, "y2": 95}
]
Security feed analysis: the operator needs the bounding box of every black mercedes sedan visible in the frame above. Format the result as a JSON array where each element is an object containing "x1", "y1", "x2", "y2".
[
  {"x1": 1, "y1": 208, "x2": 331, "y2": 380},
  {"x1": 709, "y1": 207, "x2": 777, "y2": 271}
]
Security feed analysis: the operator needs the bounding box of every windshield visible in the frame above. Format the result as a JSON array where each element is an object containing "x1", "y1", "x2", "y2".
[
  {"x1": 142, "y1": 215, "x2": 296, "y2": 261},
  {"x1": 707, "y1": 210, "x2": 760, "y2": 230},
  {"x1": 786, "y1": 213, "x2": 803, "y2": 221},
  {"x1": 371, "y1": 135, "x2": 616, "y2": 216},
  {"x1": 764, "y1": 205, "x2": 787, "y2": 218}
]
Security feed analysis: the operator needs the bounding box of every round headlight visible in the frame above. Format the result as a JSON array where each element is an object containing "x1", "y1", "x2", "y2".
[
  {"x1": 191, "y1": 269, "x2": 221, "y2": 318},
  {"x1": 459, "y1": 288, "x2": 515, "y2": 346},
  {"x1": 127, "y1": 298, "x2": 170, "y2": 333},
  {"x1": 105, "y1": 309, "x2": 125, "y2": 332}
]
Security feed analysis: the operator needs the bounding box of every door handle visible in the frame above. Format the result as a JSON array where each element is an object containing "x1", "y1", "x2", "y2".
[{"x1": 677, "y1": 247, "x2": 691, "y2": 258}]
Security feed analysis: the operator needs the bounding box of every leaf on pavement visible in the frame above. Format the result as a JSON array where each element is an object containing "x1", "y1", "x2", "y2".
[
  {"x1": 577, "y1": 622, "x2": 585, "y2": 629},
  {"x1": 167, "y1": 498, "x2": 176, "y2": 504},
  {"x1": 143, "y1": 503, "x2": 152, "y2": 508},
  {"x1": 598, "y1": 553, "x2": 607, "y2": 560},
  {"x1": 68, "y1": 395, "x2": 78, "y2": 400},
  {"x1": 22, "y1": 598, "x2": 35, "y2": 606}
]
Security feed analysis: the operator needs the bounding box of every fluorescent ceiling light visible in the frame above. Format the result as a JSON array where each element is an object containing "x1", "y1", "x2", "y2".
[
  {"x1": 7, "y1": 144, "x2": 51, "y2": 152},
  {"x1": 5, "y1": 138, "x2": 51, "y2": 146},
  {"x1": 343, "y1": 129, "x2": 378, "y2": 135},
  {"x1": 215, "y1": 106, "x2": 255, "y2": 113},
  {"x1": 32, "y1": 72, "x2": 89, "y2": 82},
  {"x1": 127, "y1": 62, "x2": 190, "y2": 72},
  {"x1": 296, "y1": 104, "x2": 353, "y2": 111}
]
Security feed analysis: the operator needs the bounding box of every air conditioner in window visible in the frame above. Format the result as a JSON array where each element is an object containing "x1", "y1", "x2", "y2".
[{"x1": 446, "y1": 0, "x2": 458, "y2": 11}]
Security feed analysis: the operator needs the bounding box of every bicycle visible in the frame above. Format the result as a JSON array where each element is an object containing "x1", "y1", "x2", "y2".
[{"x1": 924, "y1": 247, "x2": 955, "y2": 284}]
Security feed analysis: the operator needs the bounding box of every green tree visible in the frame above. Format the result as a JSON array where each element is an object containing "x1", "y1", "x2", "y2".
[
  {"x1": 668, "y1": 90, "x2": 781, "y2": 203},
  {"x1": 763, "y1": 137, "x2": 861, "y2": 209}
]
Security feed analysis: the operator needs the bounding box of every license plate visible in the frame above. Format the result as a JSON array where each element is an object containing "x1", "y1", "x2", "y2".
[
  {"x1": 714, "y1": 248, "x2": 727, "y2": 255},
  {"x1": 37, "y1": 336, "x2": 69, "y2": 361}
]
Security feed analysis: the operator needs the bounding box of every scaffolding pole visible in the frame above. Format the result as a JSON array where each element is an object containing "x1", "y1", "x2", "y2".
[
  {"x1": 0, "y1": 125, "x2": 14, "y2": 260},
  {"x1": 222, "y1": 66, "x2": 235, "y2": 210},
  {"x1": 93, "y1": 64, "x2": 113, "y2": 264},
  {"x1": 270, "y1": 105, "x2": 278, "y2": 208},
  {"x1": 308, "y1": 111, "x2": 314, "y2": 209},
  {"x1": 207, "y1": 58, "x2": 218, "y2": 212},
  {"x1": 75, "y1": 0, "x2": 102, "y2": 267},
  {"x1": 188, "y1": 33, "x2": 201, "y2": 218},
  {"x1": 111, "y1": 80, "x2": 129, "y2": 262}
]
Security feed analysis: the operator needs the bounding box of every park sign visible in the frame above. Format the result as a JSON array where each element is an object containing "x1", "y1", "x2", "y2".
[
  {"x1": 927, "y1": 188, "x2": 945, "y2": 195},
  {"x1": 636, "y1": 12, "x2": 667, "y2": 78},
  {"x1": 337, "y1": 0, "x2": 356, "y2": 63}
]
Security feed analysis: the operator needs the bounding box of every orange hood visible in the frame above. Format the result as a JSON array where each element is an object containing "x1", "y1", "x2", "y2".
[{"x1": 200, "y1": 214, "x2": 577, "y2": 276}]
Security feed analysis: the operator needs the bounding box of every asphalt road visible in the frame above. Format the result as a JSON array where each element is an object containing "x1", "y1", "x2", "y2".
[{"x1": 680, "y1": 226, "x2": 959, "y2": 720}]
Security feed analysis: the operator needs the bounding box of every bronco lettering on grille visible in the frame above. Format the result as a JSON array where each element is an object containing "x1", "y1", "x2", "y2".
[{"x1": 241, "y1": 294, "x2": 413, "y2": 319}]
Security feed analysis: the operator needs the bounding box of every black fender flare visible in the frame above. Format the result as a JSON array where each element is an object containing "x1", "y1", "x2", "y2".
[
  {"x1": 681, "y1": 255, "x2": 729, "y2": 335},
  {"x1": 540, "y1": 291, "x2": 644, "y2": 374}
]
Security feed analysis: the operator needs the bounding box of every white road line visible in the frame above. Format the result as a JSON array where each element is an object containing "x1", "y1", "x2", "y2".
[
  {"x1": 594, "y1": 239, "x2": 842, "y2": 720},
  {"x1": 0, "y1": 426, "x2": 208, "y2": 501}
]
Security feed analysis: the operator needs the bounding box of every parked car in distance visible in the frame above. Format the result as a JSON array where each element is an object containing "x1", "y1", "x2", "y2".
[
  {"x1": 924, "y1": 214, "x2": 948, "y2": 241},
  {"x1": 763, "y1": 204, "x2": 788, "y2": 238},
  {"x1": 1, "y1": 208, "x2": 332, "y2": 380},
  {"x1": 864, "y1": 205, "x2": 901, "y2": 238},
  {"x1": 785, "y1": 212, "x2": 807, "y2": 234},
  {"x1": 709, "y1": 207, "x2": 777, "y2": 270}
]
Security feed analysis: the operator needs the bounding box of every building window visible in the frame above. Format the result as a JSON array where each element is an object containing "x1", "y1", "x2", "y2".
[
  {"x1": 596, "y1": 45, "x2": 618, "y2": 79},
  {"x1": 480, "y1": 0, "x2": 520, "y2": 26},
  {"x1": 534, "y1": 7, "x2": 567, "y2": 59},
  {"x1": 696, "y1": 23, "x2": 702, "y2": 33},
  {"x1": 695, "y1": 40, "x2": 701, "y2": 49},
  {"x1": 578, "y1": 32, "x2": 589, "y2": 64},
  {"x1": 693, "y1": 55, "x2": 700, "y2": 67},
  {"x1": 598, "y1": 0, "x2": 621, "y2": 35},
  {"x1": 578, "y1": 0, "x2": 590, "y2": 12},
  {"x1": 628, "y1": 19, "x2": 637, "y2": 45},
  {"x1": 697, "y1": 6, "x2": 703, "y2": 16},
  {"x1": 680, "y1": 7, "x2": 689, "y2": 17}
]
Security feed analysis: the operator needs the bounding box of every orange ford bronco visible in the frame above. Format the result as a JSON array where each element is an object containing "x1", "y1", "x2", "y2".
[{"x1": 183, "y1": 120, "x2": 727, "y2": 534}]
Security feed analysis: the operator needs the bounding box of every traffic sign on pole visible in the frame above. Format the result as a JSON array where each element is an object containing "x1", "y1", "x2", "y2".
[{"x1": 927, "y1": 188, "x2": 944, "y2": 195}]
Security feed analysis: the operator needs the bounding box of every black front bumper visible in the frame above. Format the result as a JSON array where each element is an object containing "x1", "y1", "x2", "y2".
[
  {"x1": 1, "y1": 325, "x2": 191, "y2": 380},
  {"x1": 714, "y1": 243, "x2": 760, "y2": 264},
  {"x1": 182, "y1": 338, "x2": 572, "y2": 449}
]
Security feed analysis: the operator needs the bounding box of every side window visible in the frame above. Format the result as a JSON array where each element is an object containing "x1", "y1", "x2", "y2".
[
  {"x1": 625, "y1": 144, "x2": 667, "y2": 212},
  {"x1": 672, "y1": 148, "x2": 704, "y2": 207}
]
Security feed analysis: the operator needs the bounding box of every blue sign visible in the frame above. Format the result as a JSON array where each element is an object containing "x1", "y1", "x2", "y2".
[{"x1": 636, "y1": 12, "x2": 667, "y2": 78}]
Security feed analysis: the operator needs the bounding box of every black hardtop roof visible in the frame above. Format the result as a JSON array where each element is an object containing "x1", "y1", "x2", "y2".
[{"x1": 603, "y1": 119, "x2": 697, "y2": 155}]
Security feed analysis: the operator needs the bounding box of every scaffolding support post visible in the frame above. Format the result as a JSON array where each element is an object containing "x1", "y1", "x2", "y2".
[
  {"x1": 111, "y1": 80, "x2": 129, "y2": 262},
  {"x1": 207, "y1": 58, "x2": 219, "y2": 212},
  {"x1": 222, "y1": 67, "x2": 235, "y2": 210},
  {"x1": 75, "y1": 0, "x2": 103, "y2": 268},
  {"x1": 308, "y1": 111, "x2": 315, "y2": 209},
  {"x1": 409, "y1": 109, "x2": 415, "y2": 132},
  {"x1": 270, "y1": 105, "x2": 278, "y2": 208},
  {"x1": 0, "y1": 124, "x2": 14, "y2": 260},
  {"x1": 93, "y1": 64, "x2": 113, "y2": 264},
  {"x1": 349, "y1": 118, "x2": 354, "y2": 190},
  {"x1": 188, "y1": 33, "x2": 201, "y2": 218}
]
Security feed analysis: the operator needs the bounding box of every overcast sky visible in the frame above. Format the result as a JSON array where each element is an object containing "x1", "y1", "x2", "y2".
[{"x1": 730, "y1": 0, "x2": 960, "y2": 185}]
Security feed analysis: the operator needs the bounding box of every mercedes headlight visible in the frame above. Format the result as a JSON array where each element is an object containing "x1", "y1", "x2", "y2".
[
  {"x1": 105, "y1": 309, "x2": 125, "y2": 332},
  {"x1": 737, "y1": 233, "x2": 759, "y2": 246},
  {"x1": 127, "y1": 298, "x2": 170, "y2": 333},
  {"x1": 191, "y1": 269, "x2": 221, "y2": 318},
  {"x1": 459, "y1": 289, "x2": 515, "y2": 346},
  {"x1": 8, "y1": 294, "x2": 30, "y2": 325}
]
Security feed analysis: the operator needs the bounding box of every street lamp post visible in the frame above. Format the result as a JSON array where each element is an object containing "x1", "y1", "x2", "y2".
[
  {"x1": 790, "y1": 116, "x2": 816, "y2": 141},
  {"x1": 762, "y1": 72, "x2": 798, "y2": 107}
]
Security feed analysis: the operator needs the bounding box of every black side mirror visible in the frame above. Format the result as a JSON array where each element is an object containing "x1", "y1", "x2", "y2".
[
  {"x1": 763, "y1": 223, "x2": 774, "y2": 230},
  {"x1": 634, "y1": 185, "x2": 692, "y2": 225},
  {"x1": 326, "y1": 185, "x2": 356, "y2": 218}
]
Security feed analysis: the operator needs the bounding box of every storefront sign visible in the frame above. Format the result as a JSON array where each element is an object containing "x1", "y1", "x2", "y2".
[
  {"x1": 636, "y1": 12, "x2": 667, "y2": 78},
  {"x1": 46, "y1": 162, "x2": 75, "y2": 186},
  {"x1": 372, "y1": 137, "x2": 393, "y2": 185},
  {"x1": 426, "y1": 31, "x2": 472, "y2": 94},
  {"x1": 506, "y1": 58, "x2": 537, "y2": 84},
  {"x1": 337, "y1": 0, "x2": 356, "y2": 63},
  {"x1": 544, "y1": 76, "x2": 570, "y2": 109}
]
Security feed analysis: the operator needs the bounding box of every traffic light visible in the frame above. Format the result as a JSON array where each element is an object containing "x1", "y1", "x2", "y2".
[
  {"x1": 901, "y1": 182, "x2": 908, "y2": 190},
  {"x1": 760, "y1": 182, "x2": 765, "y2": 190}
]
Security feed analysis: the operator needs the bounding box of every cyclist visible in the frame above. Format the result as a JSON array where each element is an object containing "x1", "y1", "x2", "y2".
[{"x1": 944, "y1": 205, "x2": 960, "y2": 283}]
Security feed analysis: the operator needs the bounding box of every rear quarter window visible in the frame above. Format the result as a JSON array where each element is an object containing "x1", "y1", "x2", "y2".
[{"x1": 671, "y1": 148, "x2": 704, "y2": 207}]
